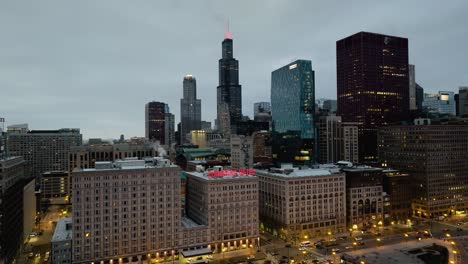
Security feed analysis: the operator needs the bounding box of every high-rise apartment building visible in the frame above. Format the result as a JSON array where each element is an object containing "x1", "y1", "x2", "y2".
[
  {"x1": 8, "y1": 128, "x2": 82, "y2": 179},
  {"x1": 378, "y1": 123, "x2": 468, "y2": 217},
  {"x1": 180, "y1": 75, "x2": 201, "y2": 144},
  {"x1": 422, "y1": 91, "x2": 456, "y2": 116},
  {"x1": 317, "y1": 115, "x2": 359, "y2": 164},
  {"x1": 337, "y1": 32, "x2": 410, "y2": 161},
  {"x1": 257, "y1": 167, "x2": 346, "y2": 238},
  {"x1": 217, "y1": 30, "x2": 242, "y2": 137},
  {"x1": 458, "y1": 87, "x2": 468, "y2": 117},
  {"x1": 145, "y1": 102, "x2": 174, "y2": 146},
  {"x1": 342, "y1": 166, "x2": 384, "y2": 228}
]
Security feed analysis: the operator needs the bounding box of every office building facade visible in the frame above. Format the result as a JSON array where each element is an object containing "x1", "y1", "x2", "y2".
[
  {"x1": 145, "y1": 102, "x2": 174, "y2": 146},
  {"x1": 337, "y1": 32, "x2": 410, "y2": 161},
  {"x1": 422, "y1": 91, "x2": 456, "y2": 115},
  {"x1": 230, "y1": 135, "x2": 253, "y2": 169},
  {"x1": 257, "y1": 167, "x2": 346, "y2": 238},
  {"x1": 342, "y1": 167, "x2": 384, "y2": 228},
  {"x1": 180, "y1": 75, "x2": 201, "y2": 144},
  {"x1": 217, "y1": 32, "x2": 242, "y2": 137},
  {"x1": 409, "y1": 64, "x2": 416, "y2": 110},
  {"x1": 52, "y1": 218, "x2": 72, "y2": 264},
  {"x1": 8, "y1": 128, "x2": 82, "y2": 179},
  {"x1": 271, "y1": 60, "x2": 315, "y2": 139},
  {"x1": 378, "y1": 124, "x2": 468, "y2": 217}
]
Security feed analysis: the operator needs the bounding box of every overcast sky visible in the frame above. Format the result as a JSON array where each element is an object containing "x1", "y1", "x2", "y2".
[{"x1": 1, "y1": 0, "x2": 467, "y2": 139}]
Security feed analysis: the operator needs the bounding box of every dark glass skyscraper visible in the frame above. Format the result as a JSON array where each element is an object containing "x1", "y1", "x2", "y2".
[
  {"x1": 145, "y1": 101, "x2": 174, "y2": 145},
  {"x1": 217, "y1": 32, "x2": 242, "y2": 137},
  {"x1": 337, "y1": 32, "x2": 409, "y2": 162},
  {"x1": 271, "y1": 60, "x2": 316, "y2": 164},
  {"x1": 180, "y1": 75, "x2": 201, "y2": 143}
]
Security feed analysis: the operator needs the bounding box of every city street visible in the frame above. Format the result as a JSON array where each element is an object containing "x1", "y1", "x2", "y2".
[{"x1": 15, "y1": 205, "x2": 69, "y2": 264}]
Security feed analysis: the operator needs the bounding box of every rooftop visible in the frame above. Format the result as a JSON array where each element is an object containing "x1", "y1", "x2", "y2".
[
  {"x1": 181, "y1": 217, "x2": 206, "y2": 229},
  {"x1": 185, "y1": 170, "x2": 256, "y2": 181},
  {"x1": 256, "y1": 167, "x2": 342, "y2": 178},
  {"x1": 77, "y1": 158, "x2": 178, "y2": 172},
  {"x1": 51, "y1": 218, "x2": 72, "y2": 242}
]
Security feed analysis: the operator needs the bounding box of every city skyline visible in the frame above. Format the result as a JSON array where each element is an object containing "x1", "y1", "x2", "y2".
[{"x1": 1, "y1": 1, "x2": 468, "y2": 138}]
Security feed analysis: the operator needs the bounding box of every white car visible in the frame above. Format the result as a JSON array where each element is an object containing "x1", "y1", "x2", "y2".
[
  {"x1": 331, "y1": 248, "x2": 340, "y2": 252},
  {"x1": 330, "y1": 238, "x2": 337, "y2": 242},
  {"x1": 354, "y1": 237, "x2": 363, "y2": 241}
]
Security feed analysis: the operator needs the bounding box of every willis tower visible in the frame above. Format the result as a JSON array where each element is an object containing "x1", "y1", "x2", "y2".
[{"x1": 217, "y1": 29, "x2": 242, "y2": 138}]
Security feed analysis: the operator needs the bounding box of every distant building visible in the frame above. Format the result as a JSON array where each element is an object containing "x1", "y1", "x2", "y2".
[
  {"x1": 0, "y1": 156, "x2": 27, "y2": 264},
  {"x1": 322, "y1": 100, "x2": 337, "y2": 113},
  {"x1": 51, "y1": 218, "x2": 72, "y2": 264},
  {"x1": 252, "y1": 131, "x2": 272, "y2": 163},
  {"x1": 257, "y1": 167, "x2": 346, "y2": 238},
  {"x1": 200, "y1": 121, "x2": 212, "y2": 131},
  {"x1": 175, "y1": 147, "x2": 230, "y2": 170},
  {"x1": 271, "y1": 131, "x2": 314, "y2": 166},
  {"x1": 189, "y1": 130, "x2": 207, "y2": 148},
  {"x1": 378, "y1": 123, "x2": 468, "y2": 217},
  {"x1": 342, "y1": 166, "x2": 384, "y2": 228},
  {"x1": 459, "y1": 86, "x2": 468, "y2": 117},
  {"x1": 230, "y1": 135, "x2": 253, "y2": 169},
  {"x1": 145, "y1": 102, "x2": 174, "y2": 146},
  {"x1": 337, "y1": 32, "x2": 410, "y2": 162},
  {"x1": 254, "y1": 102, "x2": 271, "y2": 117},
  {"x1": 423, "y1": 91, "x2": 456, "y2": 116},
  {"x1": 235, "y1": 120, "x2": 269, "y2": 136},
  {"x1": 180, "y1": 75, "x2": 201, "y2": 144},
  {"x1": 217, "y1": 31, "x2": 242, "y2": 138},
  {"x1": 41, "y1": 171, "x2": 69, "y2": 201},
  {"x1": 8, "y1": 128, "x2": 82, "y2": 180},
  {"x1": 416, "y1": 83, "x2": 424, "y2": 112},
  {"x1": 409, "y1": 64, "x2": 417, "y2": 110},
  {"x1": 317, "y1": 115, "x2": 359, "y2": 164},
  {"x1": 69, "y1": 139, "x2": 156, "y2": 171}
]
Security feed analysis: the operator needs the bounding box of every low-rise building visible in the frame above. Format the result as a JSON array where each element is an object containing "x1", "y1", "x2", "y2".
[
  {"x1": 41, "y1": 171, "x2": 69, "y2": 200},
  {"x1": 52, "y1": 218, "x2": 72, "y2": 264},
  {"x1": 342, "y1": 166, "x2": 384, "y2": 229},
  {"x1": 256, "y1": 166, "x2": 346, "y2": 239}
]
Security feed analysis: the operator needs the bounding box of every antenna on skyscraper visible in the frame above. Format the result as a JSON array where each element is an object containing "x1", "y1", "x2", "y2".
[{"x1": 224, "y1": 19, "x2": 232, "y2": 39}]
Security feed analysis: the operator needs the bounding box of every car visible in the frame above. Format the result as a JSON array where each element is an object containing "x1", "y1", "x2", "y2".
[
  {"x1": 357, "y1": 241, "x2": 365, "y2": 246},
  {"x1": 331, "y1": 248, "x2": 340, "y2": 252},
  {"x1": 247, "y1": 255, "x2": 255, "y2": 260},
  {"x1": 339, "y1": 236, "x2": 348, "y2": 240},
  {"x1": 299, "y1": 247, "x2": 307, "y2": 251},
  {"x1": 35, "y1": 253, "x2": 41, "y2": 258},
  {"x1": 354, "y1": 237, "x2": 363, "y2": 241},
  {"x1": 329, "y1": 238, "x2": 337, "y2": 242},
  {"x1": 285, "y1": 244, "x2": 292, "y2": 248},
  {"x1": 374, "y1": 232, "x2": 381, "y2": 236},
  {"x1": 29, "y1": 232, "x2": 37, "y2": 237},
  {"x1": 345, "y1": 246, "x2": 353, "y2": 250},
  {"x1": 28, "y1": 253, "x2": 34, "y2": 259}
]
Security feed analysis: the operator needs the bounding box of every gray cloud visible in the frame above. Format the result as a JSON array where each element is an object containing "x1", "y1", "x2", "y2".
[{"x1": 1, "y1": 0, "x2": 467, "y2": 138}]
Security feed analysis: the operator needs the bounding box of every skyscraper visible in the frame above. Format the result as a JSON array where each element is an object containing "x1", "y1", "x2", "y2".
[
  {"x1": 217, "y1": 30, "x2": 242, "y2": 138},
  {"x1": 337, "y1": 32, "x2": 409, "y2": 162},
  {"x1": 145, "y1": 101, "x2": 174, "y2": 146},
  {"x1": 459, "y1": 86, "x2": 468, "y2": 117},
  {"x1": 271, "y1": 60, "x2": 315, "y2": 138},
  {"x1": 180, "y1": 75, "x2": 201, "y2": 143}
]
